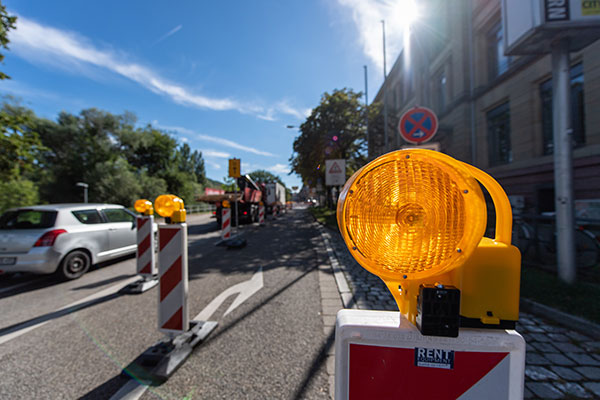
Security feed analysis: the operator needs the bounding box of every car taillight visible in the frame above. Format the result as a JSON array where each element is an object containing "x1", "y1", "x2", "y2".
[
  {"x1": 243, "y1": 211, "x2": 248, "y2": 215},
  {"x1": 34, "y1": 229, "x2": 67, "y2": 247}
]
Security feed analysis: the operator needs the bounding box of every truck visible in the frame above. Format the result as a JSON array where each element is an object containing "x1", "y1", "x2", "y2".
[
  {"x1": 196, "y1": 175, "x2": 264, "y2": 227},
  {"x1": 265, "y1": 182, "x2": 286, "y2": 215}
]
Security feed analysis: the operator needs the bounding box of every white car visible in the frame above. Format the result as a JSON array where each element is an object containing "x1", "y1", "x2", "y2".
[{"x1": 0, "y1": 204, "x2": 141, "y2": 280}]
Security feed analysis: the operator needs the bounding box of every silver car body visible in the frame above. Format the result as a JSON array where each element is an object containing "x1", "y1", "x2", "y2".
[{"x1": 0, "y1": 204, "x2": 139, "y2": 275}]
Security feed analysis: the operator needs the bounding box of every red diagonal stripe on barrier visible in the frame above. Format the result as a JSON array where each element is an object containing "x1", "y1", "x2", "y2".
[
  {"x1": 159, "y1": 227, "x2": 179, "y2": 252},
  {"x1": 140, "y1": 262, "x2": 151, "y2": 274},
  {"x1": 162, "y1": 306, "x2": 183, "y2": 331},
  {"x1": 138, "y1": 235, "x2": 150, "y2": 255},
  {"x1": 137, "y1": 218, "x2": 148, "y2": 230},
  {"x1": 222, "y1": 219, "x2": 230, "y2": 229},
  {"x1": 160, "y1": 256, "x2": 182, "y2": 301}
]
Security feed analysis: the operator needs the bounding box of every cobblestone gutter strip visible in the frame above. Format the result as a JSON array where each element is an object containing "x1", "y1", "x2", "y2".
[{"x1": 521, "y1": 298, "x2": 600, "y2": 340}]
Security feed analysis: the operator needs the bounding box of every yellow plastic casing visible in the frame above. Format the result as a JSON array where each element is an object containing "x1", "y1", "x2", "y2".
[
  {"x1": 337, "y1": 149, "x2": 521, "y2": 327},
  {"x1": 154, "y1": 194, "x2": 186, "y2": 223}
]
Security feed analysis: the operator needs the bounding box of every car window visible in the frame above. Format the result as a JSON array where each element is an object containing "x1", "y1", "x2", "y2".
[
  {"x1": 0, "y1": 210, "x2": 58, "y2": 230},
  {"x1": 103, "y1": 208, "x2": 135, "y2": 223},
  {"x1": 72, "y1": 209, "x2": 103, "y2": 224}
]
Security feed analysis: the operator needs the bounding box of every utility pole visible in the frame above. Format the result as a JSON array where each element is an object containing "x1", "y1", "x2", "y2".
[
  {"x1": 364, "y1": 65, "x2": 369, "y2": 159},
  {"x1": 382, "y1": 20, "x2": 389, "y2": 154}
]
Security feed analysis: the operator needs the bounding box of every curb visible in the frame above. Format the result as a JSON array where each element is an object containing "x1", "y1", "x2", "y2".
[{"x1": 520, "y1": 297, "x2": 600, "y2": 340}]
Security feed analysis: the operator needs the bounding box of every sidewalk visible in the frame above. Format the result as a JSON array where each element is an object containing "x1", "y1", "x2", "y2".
[{"x1": 319, "y1": 223, "x2": 600, "y2": 399}]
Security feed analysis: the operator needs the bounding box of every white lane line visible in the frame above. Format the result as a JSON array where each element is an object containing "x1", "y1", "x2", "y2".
[
  {"x1": 109, "y1": 379, "x2": 149, "y2": 400},
  {"x1": 193, "y1": 266, "x2": 263, "y2": 322},
  {"x1": 0, "y1": 278, "x2": 44, "y2": 295},
  {"x1": 0, "y1": 276, "x2": 139, "y2": 346}
]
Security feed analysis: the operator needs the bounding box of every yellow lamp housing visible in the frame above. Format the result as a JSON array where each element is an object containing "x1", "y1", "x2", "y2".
[
  {"x1": 134, "y1": 199, "x2": 154, "y2": 215},
  {"x1": 222, "y1": 200, "x2": 231, "y2": 208},
  {"x1": 337, "y1": 149, "x2": 521, "y2": 334},
  {"x1": 154, "y1": 194, "x2": 186, "y2": 223}
]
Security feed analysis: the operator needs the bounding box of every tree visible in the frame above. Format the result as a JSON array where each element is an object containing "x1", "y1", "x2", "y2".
[
  {"x1": 0, "y1": 3, "x2": 16, "y2": 80},
  {"x1": 248, "y1": 169, "x2": 285, "y2": 187},
  {"x1": 289, "y1": 88, "x2": 367, "y2": 192}
]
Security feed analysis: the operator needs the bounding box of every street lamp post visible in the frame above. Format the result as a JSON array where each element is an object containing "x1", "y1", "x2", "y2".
[{"x1": 76, "y1": 182, "x2": 89, "y2": 203}]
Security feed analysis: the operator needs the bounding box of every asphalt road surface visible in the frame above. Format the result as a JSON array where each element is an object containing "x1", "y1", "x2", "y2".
[{"x1": 0, "y1": 209, "x2": 331, "y2": 399}]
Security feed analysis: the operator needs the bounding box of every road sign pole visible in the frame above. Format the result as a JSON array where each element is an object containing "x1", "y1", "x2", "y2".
[{"x1": 552, "y1": 39, "x2": 576, "y2": 284}]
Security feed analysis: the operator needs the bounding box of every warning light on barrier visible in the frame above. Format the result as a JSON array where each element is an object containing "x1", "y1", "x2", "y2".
[
  {"x1": 134, "y1": 199, "x2": 154, "y2": 215},
  {"x1": 155, "y1": 194, "x2": 186, "y2": 223},
  {"x1": 337, "y1": 149, "x2": 521, "y2": 337},
  {"x1": 222, "y1": 200, "x2": 231, "y2": 208}
]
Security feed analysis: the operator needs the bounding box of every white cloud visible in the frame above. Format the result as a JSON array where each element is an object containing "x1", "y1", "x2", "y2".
[
  {"x1": 9, "y1": 15, "x2": 307, "y2": 121},
  {"x1": 268, "y1": 163, "x2": 290, "y2": 175},
  {"x1": 153, "y1": 24, "x2": 182, "y2": 45},
  {"x1": 154, "y1": 122, "x2": 277, "y2": 157},
  {"x1": 336, "y1": 0, "x2": 412, "y2": 70},
  {"x1": 205, "y1": 159, "x2": 222, "y2": 169},
  {"x1": 202, "y1": 150, "x2": 231, "y2": 158}
]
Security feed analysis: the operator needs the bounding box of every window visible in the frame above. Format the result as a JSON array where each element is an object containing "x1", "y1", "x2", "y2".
[
  {"x1": 72, "y1": 210, "x2": 103, "y2": 224},
  {"x1": 488, "y1": 22, "x2": 510, "y2": 80},
  {"x1": 103, "y1": 208, "x2": 135, "y2": 223},
  {"x1": 0, "y1": 210, "x2": 57, "y2": 229},
  {"x1": 487, "y1": 102, "x2": 512, "y2": 166},
  {"x1": 540, "y1": 62, "x2": 586, "y2": 155},
  {"x1": 435, "y1": 71, "x2": 447, "y2": 113}
]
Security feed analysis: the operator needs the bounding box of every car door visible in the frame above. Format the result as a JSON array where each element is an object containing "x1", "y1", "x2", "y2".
[{"x1": 100, "y1": 208, "x2": 137, "y2": 257}]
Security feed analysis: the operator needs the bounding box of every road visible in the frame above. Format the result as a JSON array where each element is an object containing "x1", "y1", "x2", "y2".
[{"x1": 0, "y1": 209, "x2": 331, "y2": 399}]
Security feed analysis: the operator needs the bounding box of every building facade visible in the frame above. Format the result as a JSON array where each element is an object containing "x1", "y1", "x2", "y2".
[{"x1": 372, "y1": 0, "x2": 600, "y2": 213}]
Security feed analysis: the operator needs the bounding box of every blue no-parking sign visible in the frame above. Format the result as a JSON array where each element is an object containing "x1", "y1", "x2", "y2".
[{"x1": 399, "y1": 107, "x2": 439, "y2": 144}]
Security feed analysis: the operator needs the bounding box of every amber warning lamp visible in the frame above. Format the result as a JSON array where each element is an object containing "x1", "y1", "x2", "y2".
[
  {"x1": 154, "y1": 194, "x2": 186, "y2": 223},
  {"x1": 337, "y1": 149, "x2": 521, "y2": 337},
  {"x1": 134, "y1": 199, "x2": 154, "y2": 216}
]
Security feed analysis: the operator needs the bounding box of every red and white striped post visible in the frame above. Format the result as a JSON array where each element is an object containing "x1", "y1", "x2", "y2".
[
  {"x1": 158, "y1": 223, "x2": 188, "y2": 335},
  {"x1": 258, "y1": 202, "x2": 265, "y2": 226},
  {"x1": 136, "y1": 215, "x2": 156, "y2": 277},
  {"x1": 221, "y1": 206, "x2": 231, "y2": 240}
]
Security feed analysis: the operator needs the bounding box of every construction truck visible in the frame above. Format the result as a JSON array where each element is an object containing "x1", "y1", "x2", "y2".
[
  {"x1": 196, "y1": 175, "x2": 263, "y2": 227},
  {"x1": 265, "y1": 182, "x2": 286, "y2": 215}
]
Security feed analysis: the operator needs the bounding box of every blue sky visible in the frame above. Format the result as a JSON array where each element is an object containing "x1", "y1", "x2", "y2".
[{"x1": 1, "y1": 0, "x2": 410, "y2": 190}]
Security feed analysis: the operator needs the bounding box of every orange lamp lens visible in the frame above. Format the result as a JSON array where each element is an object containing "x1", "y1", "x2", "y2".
[
  {"x1": 134, "y1": 199, "x2": 152, "y2": 214},
  {"x1": 337, "y1": 149, "x2": 487, "y2": 281},
  {"x1": 154, "y1": 194, "x2": 184, "y2": 218}
]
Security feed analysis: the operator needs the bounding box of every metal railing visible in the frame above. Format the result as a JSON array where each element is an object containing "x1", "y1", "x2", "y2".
[{"x1": 186, "y1": 203, "x2": 216, "y2": 214}]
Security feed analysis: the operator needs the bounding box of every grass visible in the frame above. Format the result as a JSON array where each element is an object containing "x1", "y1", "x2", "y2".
[
  {"x1": 520, "y1": 266, "x2": 600, "y2": 324},
  {"x1": 308, "y1": 206, "x2": 338, "y2": 231}
]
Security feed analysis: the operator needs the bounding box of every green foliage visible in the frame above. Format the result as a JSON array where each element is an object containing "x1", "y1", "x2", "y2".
[
  {"x1": 248, "y1": 169, "x2": 285, "y2": 187},
  {"x1": 221, "y1": 176, "x2": 236, "y2": 192},
  {"x1": 0, "y1": 99, "x2": 207, "y2": 208},
  {"x1": 290, "y1": 88, "x2": 367, "y2": 188},
  {"x1": 0, "y1": 2, "x2": 16, "y2": 80},
  {"x1": 308, "y1": 206, "x2": 337, "y2": 230},
  {"x1": 0, "y1": 178, "x2": 39, "y2": 214}
]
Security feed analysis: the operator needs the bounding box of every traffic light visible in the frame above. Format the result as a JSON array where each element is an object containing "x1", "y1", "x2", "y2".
[
  {"x1": 155, "y1": 194, "x2": 186, "y2": 223},
  {"x1": 229, "y1": 158, "x2": 241, "y2": 178},
  {"x1": 337, "y1": 149, "x2": 520, "y2": 337}
]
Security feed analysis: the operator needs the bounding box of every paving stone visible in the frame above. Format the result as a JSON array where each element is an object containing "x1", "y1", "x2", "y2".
[
  {"x1": 544, "y1": 352, "x2": 577, "y2": 366},
  {"x1": 525, "y1": 366, "x2": 559, "y2": 381},
  {"x1": 533, "y1": 342, "x2": 560, "y2": 353},
  {"x1": 548, "y1": 333, "x2": 571, "y2": 342},
  {"x1": 523, "y1": 386, "x2": 534, "y2": 399},
  {"x1": 524, "y1": 325, "x2": 547, "y2": 333},
  {"x1": 519, "y1": 317, "x2": 536, "y2": 325},
  {"x1": 526, "y1": 382, "x2": 564, "y2": 399},
  {"x1": 567, "y1": 352, "x2": 600, "y2": 366},
  {"x1": 550, "y1": 365, "x2": 584, "y2": 381},
  {"x1": 566, "y1": 331, "x2": 592, "y2": 341},
  {"x1": 553, "y1": 382, "x2": 592, "y2": 398},
  {"x1": 583, "y1": 382, "x2": 600, "y2": 397},
  {"x1": 552, "y1": 341, "x2": 586, "y2": 353},
  {"x1": 526, "y1": 352, "x2": 551, "y2": 365},
  {"x1": 583, "y1": 342, "x2": 600, "y2": 351},
  {"x1": 575, "y1": 366, "x2": 600, "y2": 380},
  {"x1": 529, "y1": 333, "x2": 552, "y2": 343}
]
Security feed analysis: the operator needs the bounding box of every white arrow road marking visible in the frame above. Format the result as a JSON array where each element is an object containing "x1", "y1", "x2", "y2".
[
  {"x1": 109, "y1": 267, "x2": 264, "y2": 400},
  {"x1": 0, "y1": 276, "x2": 139, "y2": 346},
  {"x1": 193, "y1": 266, "x2": 263, "y2": 322}
]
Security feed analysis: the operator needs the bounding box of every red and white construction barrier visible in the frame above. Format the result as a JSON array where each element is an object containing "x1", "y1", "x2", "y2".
[
  {"x1": 158, "y1": 224, "x2": 189, "y2": 335},
  {"x1": 221, "y1": 207, "x2": 231, "y2": 240},
  {"x1": 136, "y1": 215, "x2": 156, "y2": 277},
  {"x1": 258, "y1": 204, "x2": 265, "y2": 225}
]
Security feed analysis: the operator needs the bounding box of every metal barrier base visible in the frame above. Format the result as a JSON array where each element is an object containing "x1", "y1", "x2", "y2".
[
  {"x1": 121, "y1": 320, "x2": 218, "y2": 385},
  {"x1": 121, "y1": 276, "x2": 159, "y2": 294}
]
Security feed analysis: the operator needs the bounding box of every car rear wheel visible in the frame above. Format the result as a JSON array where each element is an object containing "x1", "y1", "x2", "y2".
[{"x1": 57, "y1": 250, "x2": 91, "y2": 280}]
